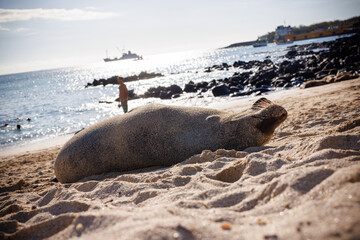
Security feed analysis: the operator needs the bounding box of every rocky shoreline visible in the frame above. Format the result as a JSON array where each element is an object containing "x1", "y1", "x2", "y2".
[
  {"x1": 86, "y1": 71, "x2": 163, "y2": 88},
  {"x1": 156, "y1": 34, "x2": 359, "y2": 99},
  {"x1": 139, "y1": 34, "x2": 359, "y2": 100},
  {"x1": 92, "y1": 34, "x2": 359, "y2": 101}
]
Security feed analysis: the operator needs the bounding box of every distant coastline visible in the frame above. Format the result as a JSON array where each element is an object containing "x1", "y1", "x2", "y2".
[{"x1": 223, "y1": 15, "x2": 360, "y2": 49}]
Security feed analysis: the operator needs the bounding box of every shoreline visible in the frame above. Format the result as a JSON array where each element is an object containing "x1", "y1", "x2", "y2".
[{"x1": 0, "y1": 134, "x2": 72, "y2": 158}]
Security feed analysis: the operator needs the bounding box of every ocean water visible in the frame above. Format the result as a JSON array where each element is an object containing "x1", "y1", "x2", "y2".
[{"x1": 0, "y1": 36, "x2": 341, "y2": 149}]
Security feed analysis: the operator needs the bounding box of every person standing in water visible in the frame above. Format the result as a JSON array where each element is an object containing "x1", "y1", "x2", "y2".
[{"x1": 117, "y1": 76, "x2": 128, "y2": 113}]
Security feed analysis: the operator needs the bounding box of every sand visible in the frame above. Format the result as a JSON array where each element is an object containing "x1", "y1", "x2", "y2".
[{"x1": 1, "y1": 78, "x2": 359, "y2": 240}]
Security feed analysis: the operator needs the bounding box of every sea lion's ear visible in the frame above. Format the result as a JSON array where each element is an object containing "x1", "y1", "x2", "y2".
[{"x1": 252, "y1": 97, "x2": 272, "y2": 110}]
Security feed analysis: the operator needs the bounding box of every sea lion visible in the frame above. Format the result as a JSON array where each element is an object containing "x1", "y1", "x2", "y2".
[{"x1": 54, "y1": 97, "x2": 287, "y2": 183}]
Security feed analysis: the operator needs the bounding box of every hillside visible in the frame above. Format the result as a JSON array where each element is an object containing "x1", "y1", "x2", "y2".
[{"x1": 224, "y1": 15, "x2": 360, "y2": 48}]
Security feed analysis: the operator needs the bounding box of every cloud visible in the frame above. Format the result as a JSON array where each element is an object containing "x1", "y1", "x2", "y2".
[
  {"x1": 0, "y1": 25, "x2": 10, "y2": 31},
  {"x1": 0, "y1": 8, "x2": 117, "y2": 23},
  {"x1": 13, "y1": 27, "x2": 31, "y2": 32},
  {"x1": 0, "y1": 24, "x2": 33, "y2": 33}
]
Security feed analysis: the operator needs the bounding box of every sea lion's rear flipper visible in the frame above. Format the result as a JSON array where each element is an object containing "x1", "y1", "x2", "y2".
[{"x1": 252, "y1": 97, "x2": 273, "y2": 110}]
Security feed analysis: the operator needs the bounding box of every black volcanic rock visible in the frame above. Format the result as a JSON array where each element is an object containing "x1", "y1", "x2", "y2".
[
  {"x1": 184, "y1": 82, "x2": 197, "y2": 93},
  {"x1": 86, "y1": 71, "x2": 164, "y2": 87},
  {"x1": 283, "y1": 60, "x2": 303, "y2": 74},
  {"x1": 285, "y1": 50, "x2": 298, "y2": 58},
  {"x1": 212, "y1": 85, "x2": 230, "y2": 96},
  {"x1": 196, "y1": 81, "x2": 209, "y2": 89},
  {"x1": 141, "y1": 84, "x2": 182, "y2": 99}
]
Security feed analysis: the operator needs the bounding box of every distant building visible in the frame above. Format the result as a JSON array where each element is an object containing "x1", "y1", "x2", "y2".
[
  {"x1": 274, "y1": 25, "x2": 293, "y2": 44},
  {"x1": 286, "y1": 25, "x2": 347, "y2": 41}
]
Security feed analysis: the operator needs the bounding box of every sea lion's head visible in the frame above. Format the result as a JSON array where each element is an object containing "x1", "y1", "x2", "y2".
[
  {"x1": 221, "y1": 97, "x2": 287, "y2": 149},
  {"x1": 251, "y1": 97, "x2": 287, "y2": 135}
]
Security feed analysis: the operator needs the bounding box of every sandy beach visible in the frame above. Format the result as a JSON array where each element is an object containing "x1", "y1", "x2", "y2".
[{"x1": 1, "y1": 78, "x2": 359, "y2": 239}]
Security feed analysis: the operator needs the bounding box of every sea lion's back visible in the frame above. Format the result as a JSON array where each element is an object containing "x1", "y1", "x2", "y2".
[{"x1": 54, "y1": 104, "x2": 223, "y2": 183}]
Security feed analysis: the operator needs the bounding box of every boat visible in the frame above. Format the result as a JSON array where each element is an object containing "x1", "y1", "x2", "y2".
[
  {"x1": 253, "y1": 37, "x2": 268, "y2": 47},
  {"x1": 133, "y1": 56, "x2": 143, "y2": 61},
  {"x1": 103, "y1": 50, "x2": 142, "y2": 62}
]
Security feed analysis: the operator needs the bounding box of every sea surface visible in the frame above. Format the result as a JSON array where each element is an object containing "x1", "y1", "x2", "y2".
[{"x1": 0, "y1": 36, "x2": 341, "y2": 149}]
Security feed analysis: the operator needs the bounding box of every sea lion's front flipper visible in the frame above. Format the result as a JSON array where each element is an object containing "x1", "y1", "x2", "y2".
[{"x1": 252, "y1": 97, "x2": 273, "y2": 110}]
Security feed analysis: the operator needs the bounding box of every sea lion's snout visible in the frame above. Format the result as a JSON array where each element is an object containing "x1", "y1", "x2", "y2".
[
  {"x1": 252, "y1": 100, "x2": 287, "y2": 136},
  {"x1": 271, "y1": 106, "x2": 287, "y2": 127},
  {"x1": 252, "y1": 98, "x2": 287, "y2": 124},
  {"x1": 266, "y1": 104, "x2": 287, "y2": 123},
  {"x1": 279, "y1": 109, "x2": 288, "y2": 123}
]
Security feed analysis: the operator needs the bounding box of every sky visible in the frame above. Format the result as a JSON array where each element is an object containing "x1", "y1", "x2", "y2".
[{"x1": 0, "y1": 0, "x2": 359, "y2": 75}]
